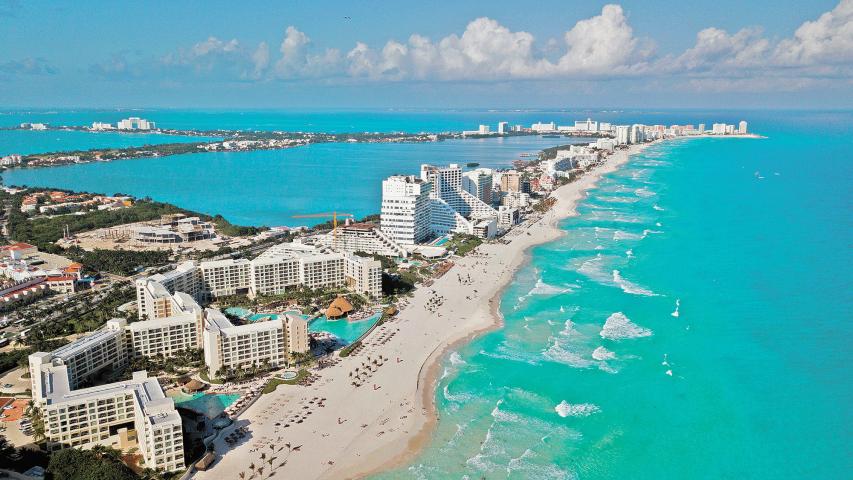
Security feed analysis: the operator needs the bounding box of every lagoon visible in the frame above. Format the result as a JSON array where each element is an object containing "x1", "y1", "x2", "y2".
[{"x1": 2, "y1": 136, "x2": 585, "y2": 227}]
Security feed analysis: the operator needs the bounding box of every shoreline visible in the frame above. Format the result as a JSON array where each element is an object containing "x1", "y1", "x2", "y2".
[
  {"x1": 342, "y1": 140, "x2": 658, "y2": 479},
  {"x1": 191, "y1": 140, "x2": 656, "y2": 480}
]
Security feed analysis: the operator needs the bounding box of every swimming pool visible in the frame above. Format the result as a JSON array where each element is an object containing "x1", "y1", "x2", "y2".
[
  {"x1": 224, "y1": 307, "x2": 252, "y2": 318},
  {"x1": 171, "y1": 392, "x2": 240, "y2": 418},
  {"x1": 308, "y1": 312, "x2": 382, "y2": 344},
  {"x1": 433, "y1": 236, "x2": 450, "y2": 246}
]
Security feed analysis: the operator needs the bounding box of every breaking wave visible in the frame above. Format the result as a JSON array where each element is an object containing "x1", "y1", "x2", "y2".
[
  {"x1": 612, "y1": 269, "x2": 659, "y2": 296},
  {"x1": 449, "y1": 351, "x2": 467, "y2": 366},
  {"x1": 555, "y1": 400, "x2": 601, "y2": 418},
  {"x1": 635, "y1": 187, "x2": 656, "y2": 197},
  {"x1": 592, "y1": 346, "x2": 616, "y2": 361},
  {"x1": 600, "y1": 312, "x2": 653, "y2": 340}
]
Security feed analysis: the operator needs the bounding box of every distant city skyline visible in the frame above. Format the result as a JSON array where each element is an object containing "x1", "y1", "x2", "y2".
[{"x1": 1, "y1": 0, "x2": 852, "y2": 108}]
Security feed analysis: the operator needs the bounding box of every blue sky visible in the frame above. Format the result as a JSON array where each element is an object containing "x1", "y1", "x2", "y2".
[{"x1": 1, "y1": 0, "x2": 851, "y2": 108}]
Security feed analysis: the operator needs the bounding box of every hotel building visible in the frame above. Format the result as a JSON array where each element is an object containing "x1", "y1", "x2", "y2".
[
  {"x1": 344, "y1": 254, "x2": 382, "y2": 298},
  {"x1": 29, "y1": 323, "x2": 184, "y2": 471},
  {"x1": 380, "y1": 175, "x2": 433, "y2": 246},
  {"x1": 313, "y1": 222, "x2": 408, "y2": 258},
  {"x1": 202, "y1": 309, "x2": 309, "y2": 377},
  {"x1": 127, "y1": 290, "x2": 205, "y2": 358}
]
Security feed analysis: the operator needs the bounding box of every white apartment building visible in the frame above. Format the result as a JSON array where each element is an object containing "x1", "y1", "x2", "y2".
[
  {"x1": 202, "y1": 309, "x2": 308, "y2": 377},
  {"x1": 629, "y1": 124, "x2": 645, "y2": 144},
  {"x1": 421, "y1": 163, "x2": 497, "y2": 222},
  {"x1": 29, "y1": 320, "x2": 127, "y2": 399},
  {"x1": 380, "y1": 175, "x2": 433, "y2": 246},
  {"x1": 615, "y1": 125, "x2": 630, "y2": 145},
  {"x1": 344, "y1": 254, "x2": 382, "y2": 298},
  {"x1": 200, "y1": 258, "x2": 251, "y2": 297},
  {"x1": 738, "y1": 121, "x2": 748, "y2": 134},
  {"x1": 136, "y1": 261, "x2": 204, "y2": 317},
  {"x1": 313, "y1": 222, "x2": 408, "y2": 258},
  {"x1": 531, "y1": 121, "x2": 556, "y2": 132},
  {"x1": 35, "y1": 367, "x2": 184, "y2": 471},
  {"x1": 91, "y1": 122, "x2": 115, "y2": 130},
  {"x1": 501, "y1": 191, "x2": 531, "y2": 209},
  {"x1": 574, "y1": 118, "x2": 598, "y2": 132},
  {"x1": 117, "y1": 117, "x2": 155, "y2": 130},
  {"x1": 462, "y1": 168, "x2": 493, "y2": 205},
  {"x1": 127, "y1": 291, "x2": 205, "y2": 358},
  {"x1": 250, "y1": 243, "x2": 345, "y2": 295},
  {"x1": 497, "y1": 121, "x2": 508, "y2": 134}
]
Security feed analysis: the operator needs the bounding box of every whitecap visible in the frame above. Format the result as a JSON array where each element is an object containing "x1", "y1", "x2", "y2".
[
  {"x1": 592, "y1": 346, "x2": 616, "y2": 361},
  {"x1": 626, "y1": 249, "x2": 634, "y2": 258},
  {"x1": 652, "y1": 204, "x2": 665, "y2": 211},
  {"x1": 671, "y1": 299, "x2": 680, "y2": 317},
  {"x1": 600, "y1": 312, "x2": 653, "y2": 340},
  {"x1": 543, "y1": 339, "x2": 596, "y2": 369},
  {"x1": 635, "y1": 187, "x2": 656, "y2": 198},
  {"x1": 528, "y1": 278, "x2": 577, "y2": 296},
  {"x1": 612, "y1": 269, "x2": 659, "y2": 296},
  {"x1": 443, "y1": 384, "x2": 474, "y2": 403},
  {"x1": 613, "y1": 230, "x2": 643, "y2": 241},
  {"x1": 449, "y1": 351, "x2": 467, "y2": 366},
  {"x1": 555, "y1": 400, "x2": 601, "y2": 418}
]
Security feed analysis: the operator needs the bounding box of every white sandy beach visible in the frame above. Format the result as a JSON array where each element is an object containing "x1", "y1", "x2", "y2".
[{"x1": 193, "y1": 141, "x2": 654, "y2": 480}]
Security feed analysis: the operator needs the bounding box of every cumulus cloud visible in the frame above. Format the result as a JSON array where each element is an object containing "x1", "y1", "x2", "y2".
[
  {"x1": 274, "y1": 26, "x2": 342, "y2": 78},
  {"x1": 82, "y1": 0, "x2": 853, "y2": 94},
  {"x1": 775, "y1": 0, "x2": 853, "y2": 65},
  {"x1": 345, "y1": 5, "x2": 650, "y2": 80}
]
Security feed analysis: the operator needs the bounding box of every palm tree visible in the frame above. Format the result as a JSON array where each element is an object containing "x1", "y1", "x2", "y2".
[{"x1": 25, "y1": 400, "x2": 45, "y2": 442}]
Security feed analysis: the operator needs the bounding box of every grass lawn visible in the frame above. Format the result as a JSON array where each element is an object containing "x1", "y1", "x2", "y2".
[{"x1": 262, "y1": 369, "x2": 309, "y2": 394}]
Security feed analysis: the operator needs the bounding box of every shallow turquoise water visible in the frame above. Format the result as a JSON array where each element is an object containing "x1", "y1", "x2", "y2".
[
  {"x1": 309, "y1": 313, "x2": 381, "y2": 344},
  {"x1": 377, "y1": 112, "x2": 853, "y2": 479},
  {"x1": 0, "y1": 129, "x2": 220, "y2": 156},
  {"x1": 171, "y1": 392, "x2": 240, "y2": 418}
]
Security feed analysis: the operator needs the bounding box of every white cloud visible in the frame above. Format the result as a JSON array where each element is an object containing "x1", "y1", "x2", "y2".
[
  {"x1": 345, "y1": 6, "x2": 651, "y2": 80},
  {"x1": 670, "y1": 27, "x2": 770, "y2": 73},
  {"x1": 774, "y1": 0, "x2": 853, "y2": 65},
  {"x1": 86, "y1": 1, "x2": 853, "y2": 95},
  {"x1": 274, "y1": 26, "x2": 342, "y2": 78}
]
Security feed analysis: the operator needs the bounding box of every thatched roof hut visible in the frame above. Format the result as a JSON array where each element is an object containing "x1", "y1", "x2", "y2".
[
  {"x1": 326, "y1": 296, "x2": 354, "y2": 319},
  {"x1": 183, "y1": 379, "x2": 207, "y2": 393}
]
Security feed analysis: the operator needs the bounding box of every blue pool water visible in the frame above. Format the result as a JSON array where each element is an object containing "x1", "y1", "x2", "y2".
[
  {"x1": 309, "y1": 313, "x2": 382, "y2": 345},
  {"x1": 171, "y1": 392, "x2": 240, "y2": 418},
  {"x1": 224, "y1": 307, "x2": 251, "y2": 318}
]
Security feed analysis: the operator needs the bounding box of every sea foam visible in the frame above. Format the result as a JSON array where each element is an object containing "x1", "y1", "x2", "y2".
[
  {"x1": 600, "y1": 312, "x2": 653, "y2": 340},
  {"x1": 555, "y1": 400, "x2": 601, "y2": 418},
  {"x1": 612, "y1": 269, "x2": 659, "y2": 296},
  {"x1": 592, "y1": 346, "x2": 616, "y2": 361}
]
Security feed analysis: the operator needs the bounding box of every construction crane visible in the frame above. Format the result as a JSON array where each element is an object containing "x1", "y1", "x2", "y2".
[{"x1": 291, "y1": 212, "x2": 355, "y2": 246}]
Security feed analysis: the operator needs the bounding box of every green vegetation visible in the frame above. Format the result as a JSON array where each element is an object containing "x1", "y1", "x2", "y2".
[
  {"x1": 4, "y1": 189, "x2": 262, "y2": 253},
  {"x1": 199, "y1": 370, "x2": 224, "y2": 385},
  {"x1": 46, "y1": 445, "x2": 138, "y2": 480},
  {"x1": 65, "y1": 247, "x2": 170, "y2": 276},
  {"x1": 532, "y1": 197, "x2": 557, "y2": 213},
  {"x1": 444, "y1": 233, "x2": 483, "y2": 256},
  {"x1": 339, "y1": 341, "x2": 362, "y2": 357},
  {"x1": 121, "y1": 349, "x2": 203, "y2": 379},
  {"x1": 0, "y1": 434, "x2": 49, "y2": 477},
  {"x1": 262, "y1": 369, "x2": 309, "y2": 394},
  {"x1": 18, "y1": 284, "x2": 135, "y2": 347}
]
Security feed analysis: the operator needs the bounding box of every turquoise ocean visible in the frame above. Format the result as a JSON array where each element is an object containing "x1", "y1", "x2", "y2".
[{"x1": 1, "y1": 110, "x2": 850, "y2": 477}]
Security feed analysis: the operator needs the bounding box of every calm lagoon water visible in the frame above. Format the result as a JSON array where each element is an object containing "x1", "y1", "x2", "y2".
[
  {"x1": 2, "y1": 135, "x2": 585, "y2": 226},
  {"x1": 0, "y1": 129, "x2": 220, "y2": 156}
]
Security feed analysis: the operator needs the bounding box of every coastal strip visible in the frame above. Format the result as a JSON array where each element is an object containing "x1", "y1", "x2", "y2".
[{"x1": 190, "y1": 141, "x2": 654, "y2": 480}]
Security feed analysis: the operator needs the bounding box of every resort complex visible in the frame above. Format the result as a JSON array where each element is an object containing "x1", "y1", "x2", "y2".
[{"x1": 2, "y1": 113, "x2": 757, "y2": 478}]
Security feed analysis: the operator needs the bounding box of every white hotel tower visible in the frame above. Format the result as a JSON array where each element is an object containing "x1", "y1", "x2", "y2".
[{"x1": 380, "y1": 175, "x2": 432, "y2": 246}]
